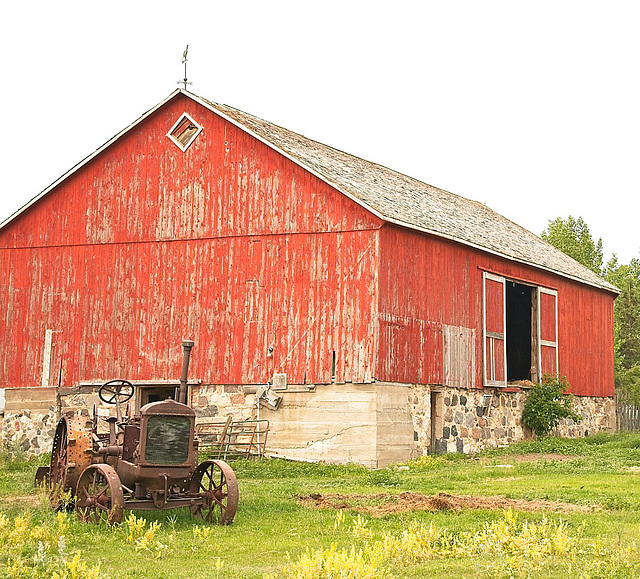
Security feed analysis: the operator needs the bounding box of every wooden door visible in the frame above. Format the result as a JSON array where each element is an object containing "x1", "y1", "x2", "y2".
[
  {"x1": 483, "y1": 272, "x2": 506, "y2": 386},
  {"x1": 538, "y1": 287, "x2": 558, "y2": 377}
]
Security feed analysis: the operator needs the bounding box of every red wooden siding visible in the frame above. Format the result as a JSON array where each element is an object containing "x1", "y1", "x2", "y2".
[
  {"x1": 377, "y1": 224, "x2": 615, "y2": 397},
  {"x1": 0, "y1": 93, "x2": 616, "y2": 398},
  {"x1": 0, "y1": 94, "x2": 381, "y2": 389}
]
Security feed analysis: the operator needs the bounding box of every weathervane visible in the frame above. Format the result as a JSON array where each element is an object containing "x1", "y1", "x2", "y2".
[{"x1": 178, "y1": 45, "x2": 192, "y2": 90}]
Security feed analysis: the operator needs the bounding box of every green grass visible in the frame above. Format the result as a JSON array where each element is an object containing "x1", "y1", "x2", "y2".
[{"x1": 2, "y1": 434, "x2": 640, "y2": 578}]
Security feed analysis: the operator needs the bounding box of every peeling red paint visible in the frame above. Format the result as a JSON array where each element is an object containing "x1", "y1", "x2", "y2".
[{"x1": 0, "y1": 93, "x2": 615, "y2": 397}]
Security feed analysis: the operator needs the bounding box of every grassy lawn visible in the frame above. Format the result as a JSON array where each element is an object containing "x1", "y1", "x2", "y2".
[{"x1": 2, "y1": 433, "x2": 640, "y2": 578}]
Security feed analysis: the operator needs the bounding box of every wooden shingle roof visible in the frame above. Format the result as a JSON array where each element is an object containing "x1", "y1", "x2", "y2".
[{"x1": 201, "y1": 96, "x2": 618, "y2": 294}]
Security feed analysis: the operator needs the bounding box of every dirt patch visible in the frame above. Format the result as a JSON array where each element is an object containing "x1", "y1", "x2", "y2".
[
  {"x1": 298, "y1": 491, "x2": 597, "y2": 516},
  {"x1": 480, "y1": 454, "x2": 577, "y2": 464},
  {"x1": 0, "y1": 494, "x2": 41, "y2": 508},
  {"x1": 511, "y1": 454, "x2": 577, "y2": 462}
]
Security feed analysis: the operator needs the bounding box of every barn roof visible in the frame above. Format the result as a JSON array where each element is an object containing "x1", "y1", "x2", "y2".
[
  {"x1": 194, "y1": 95, "x2": 617, "y2": 294},
  {"x1": 1, "y1": 89, "x2": 618, "y2": 294}
]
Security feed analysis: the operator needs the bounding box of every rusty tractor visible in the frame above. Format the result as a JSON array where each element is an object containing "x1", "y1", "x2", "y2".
[{"x1": 38, "y1": 341, "x2": 238, "y2": 525}]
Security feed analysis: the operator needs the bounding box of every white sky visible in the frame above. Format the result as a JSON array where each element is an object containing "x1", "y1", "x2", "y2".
[{"x1": 2, "y1": 1, "x2": 638, "y2": 263}]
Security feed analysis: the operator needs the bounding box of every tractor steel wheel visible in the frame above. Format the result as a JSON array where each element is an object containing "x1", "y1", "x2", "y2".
[
  {"x1": 75, "y1": 464, "x2": 124, "y2": 525},
  {"x1": 189, "y1": 459, "x2": 238, "y2": 524},
  {"x1": 49, "y1": 415, "x2": 92, "y2": 509}
]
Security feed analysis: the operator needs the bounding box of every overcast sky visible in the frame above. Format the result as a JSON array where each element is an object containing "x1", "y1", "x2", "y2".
[{"x1": 2, "y1": 1, "x2": 638, "y2": 263}]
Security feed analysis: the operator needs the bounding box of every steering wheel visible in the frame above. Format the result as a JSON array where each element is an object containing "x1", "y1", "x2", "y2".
[{"x1": 99, "y1": 379, "x2": 135, "y2": 405}]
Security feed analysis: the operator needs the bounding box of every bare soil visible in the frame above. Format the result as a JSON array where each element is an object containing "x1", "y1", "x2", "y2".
[
  {"x1": 298, "y1": 491, "x2": 597, "y2": 516},
  {"x1": 507, "y1": 453, "x2": 576, "y2": 462},
  {"x1": 479, "y1": 453, "x2": 577, "y2": 464},
  {"x1": 0, "y1": 494, "x2": 41, "y2": 508}
]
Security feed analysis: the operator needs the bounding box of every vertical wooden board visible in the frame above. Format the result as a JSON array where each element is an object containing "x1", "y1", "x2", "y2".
[
  {"x1": 484, "y1": 277, "x2": 505, "y2": 335},
  {"x1": 0, "y1": 251, "x2": 10, "y2": 383},
  {"x1": 539, "y1": 291, "x2": 557, "y2": 343},
  {"x1": 493, "y1": 337, "x2": 505, "y2": 382},
  {"x1": 443, "y1": 325, "x2": 475, "y2": 389},
  {"x1": 540, "y1": 345, "x2": 558, "y2": 376},
  {"x1": 378, "y1": 317, "x2": 443, "y2": 385}
]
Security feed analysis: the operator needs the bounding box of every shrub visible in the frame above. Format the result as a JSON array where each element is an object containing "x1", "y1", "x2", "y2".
[{"x1": 522, "y1": 375, "x2": 581, "y2": 436}]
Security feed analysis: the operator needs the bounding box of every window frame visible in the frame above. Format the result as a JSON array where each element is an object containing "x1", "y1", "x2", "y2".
[
  {"x1": 166, "y1": 112, "x2": 203, "y2": 151},
  {"x1": 537, "y1": 286, "x2": 559, "y2": 378}
]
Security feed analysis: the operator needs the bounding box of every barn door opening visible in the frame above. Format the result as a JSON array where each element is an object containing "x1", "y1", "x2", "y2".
[
  {"x1": 484, "y1": 273, "x2": 558, "y2": 386},
  {"x1": 506, "y1": 282, "x2": 533, "y2": 382}
]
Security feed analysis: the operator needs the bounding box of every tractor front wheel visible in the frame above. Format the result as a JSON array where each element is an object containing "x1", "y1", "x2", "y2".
[{"x1": 189, "y1": 459, "x2": 238, "y2": 524}]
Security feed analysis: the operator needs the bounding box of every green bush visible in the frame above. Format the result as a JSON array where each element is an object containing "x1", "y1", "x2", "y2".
[{"x1": 522, "y1": 375, "x2": 581, "y2": 436}]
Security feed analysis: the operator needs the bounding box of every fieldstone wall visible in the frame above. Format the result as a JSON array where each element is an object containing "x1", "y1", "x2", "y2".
[
  {"x1": 191, "y1": 384, "x2": 254, "y2": 422},
  {"x1": 555, "y1": 395, "x2": 616, "y2": 438},
  {"x1": 1, "y1": 409, "x2": 57, "y2": 457},
  {"x1": 410, "y1": 385, "x2": 615, "y2": 455}
]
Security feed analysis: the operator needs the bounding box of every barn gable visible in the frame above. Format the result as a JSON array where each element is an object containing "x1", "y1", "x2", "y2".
[
  {"x1": 0, "y1": 93, "x2": 380, "y2": 247},
  {"x1": 0, "y1": 92, "x2": 381, "y2": 389}
]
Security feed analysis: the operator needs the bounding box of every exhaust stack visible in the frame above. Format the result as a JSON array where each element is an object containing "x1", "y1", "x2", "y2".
[{"x1": 178, "y1": 340, "x2": 194, "y2": 405}]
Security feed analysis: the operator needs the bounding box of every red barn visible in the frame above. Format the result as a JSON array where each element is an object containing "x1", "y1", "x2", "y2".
[{"x1": 0, "y1": 90, "x2": 618, "y2": 464}]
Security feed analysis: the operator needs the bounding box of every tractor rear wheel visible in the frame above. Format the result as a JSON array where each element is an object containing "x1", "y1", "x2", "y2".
[
  {"x1": 49, "y1": 415, "x2": 92, "y2": 509},
  {"x1": 189, "y1": 459, "x2": 238, "y2": 524},
  {"x1": 75, "y1": 464, "x2": 124, "y2": 524}
]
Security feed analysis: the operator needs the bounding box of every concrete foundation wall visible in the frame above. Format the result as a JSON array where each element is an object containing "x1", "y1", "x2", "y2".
[{"x1": 261, "y1": 382, "x2": 415, "y2": 468}]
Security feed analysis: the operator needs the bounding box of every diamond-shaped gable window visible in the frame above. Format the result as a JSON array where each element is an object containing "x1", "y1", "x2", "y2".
[{"x1": 167, "y1": 112, "x2": 203, "y2": 151}]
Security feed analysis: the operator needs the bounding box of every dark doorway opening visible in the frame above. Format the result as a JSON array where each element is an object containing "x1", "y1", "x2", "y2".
[
  {"x1": 138, "y1": 386, "x2": 176, "y2": 408},
  {"x1": 506, "y1": 282, "x2": 532, "y2": 381}
]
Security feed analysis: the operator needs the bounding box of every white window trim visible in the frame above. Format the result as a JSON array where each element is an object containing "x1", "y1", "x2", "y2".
[{"x1": 166, "y1": 112, "x2": 203, "y2": 152}]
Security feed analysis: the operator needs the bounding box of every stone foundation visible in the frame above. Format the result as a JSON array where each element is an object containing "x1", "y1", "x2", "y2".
[
  {"x1": 0, "y1": 383, "x2": 256, "y2": 459},
  {"x1": 191, "y1": 384, "x2": 254, "y2": 421},
  {"x1": 1, "y1": 409, "x2": 58, "y2": 457},
  {"x1": 410, "y1": 385, "x2": 616, "y2": 455},
  {"x1": 555, "y1": 395, "x2": 616, "y2": 438}
]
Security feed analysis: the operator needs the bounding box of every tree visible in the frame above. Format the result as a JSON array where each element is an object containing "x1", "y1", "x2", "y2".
[
  {"x1": 542, "y1": 216, "x2": 640, "y2": 403},
  {"x1": 605, "y1": 256, "x2": 640, "y2": 367},
  {"x1": 541, "y1": 216, "x2": 604, "y2": 275},
  {"x1": 604, "y1": 255, "x2": 640, "y2": 402}
]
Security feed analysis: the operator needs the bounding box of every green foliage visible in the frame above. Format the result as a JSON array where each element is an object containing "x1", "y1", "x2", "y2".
[
  {"x1": 541, "y1": 215, "x2": 604, "y2": 275},
  {"x1": 605, "y1": 255, "x2": 640, "y2": 402},
  {"x1": 367, "y1": 467, "x2": 401, "y2": 488},
  {"x1": 0, "y1": 511, "x2": 105, "y2": 578},
  {"x1": 542, "y1": 214, "x2": 640, "y2": 402},
  {"x1": 521, "y1": 376, "x2": 581, "y2": 436},
  {"x1": 267, "y1": 508, "x2": 640, "y2": 579}
]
